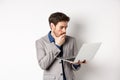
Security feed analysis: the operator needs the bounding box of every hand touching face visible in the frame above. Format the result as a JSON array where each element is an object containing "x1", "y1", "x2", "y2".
[
  {"x1": 52, "y1": 32, "x2": 66, "y2": 46},
  {"x1": 51, "y1": 21, "x2": 68, "y2": 46}
]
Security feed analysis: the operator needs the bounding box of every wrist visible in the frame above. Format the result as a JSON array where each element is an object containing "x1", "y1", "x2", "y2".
[
  {"x1": 55, "y1": 43, "x2": 61, "y2": 49},
  {"x1": 55, "y1": 42, "x2": 61, "y2": 46}
]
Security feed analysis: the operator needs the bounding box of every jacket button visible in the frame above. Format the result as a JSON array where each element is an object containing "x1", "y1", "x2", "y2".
[{"x1": 61, "y1": 73, "x2": 63, "y2": 76}]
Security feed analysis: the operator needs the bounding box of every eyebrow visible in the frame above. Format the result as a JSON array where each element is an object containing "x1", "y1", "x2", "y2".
[{"x1": 61, "y1": 26, "x2": 68, "y2": 28}]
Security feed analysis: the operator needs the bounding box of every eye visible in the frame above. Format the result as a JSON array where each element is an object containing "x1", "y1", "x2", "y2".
[{"x1": 60, "y1": 26, "x2": 64, "y2": 29}]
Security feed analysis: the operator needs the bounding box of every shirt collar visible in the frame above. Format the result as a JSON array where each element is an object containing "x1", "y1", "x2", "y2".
[{"x1": 48, "y1": 31, "x2": 55, "y2": 43}]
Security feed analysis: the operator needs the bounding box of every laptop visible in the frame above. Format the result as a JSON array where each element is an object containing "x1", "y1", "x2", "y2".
[{"x1": 57, "y1": 42, "x2": 101, "y2": 63}]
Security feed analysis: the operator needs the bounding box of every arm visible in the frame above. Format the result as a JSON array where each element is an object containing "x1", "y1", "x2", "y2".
[
  {"x1": 72, "y1": 60, "x2": 86, "y2": 70},
  {"x1": 36, "y1": 40, "x2": 61, "y2": 70}
]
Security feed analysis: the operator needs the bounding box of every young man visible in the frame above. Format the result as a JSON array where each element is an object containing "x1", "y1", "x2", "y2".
[{"x1": 36, "y1": 12, "x2": 85, "y2": 80}]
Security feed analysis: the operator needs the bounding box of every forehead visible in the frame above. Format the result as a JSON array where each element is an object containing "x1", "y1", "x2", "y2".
[{"x1": 56, "y1": 21, "x2": 68, "y2": 26}]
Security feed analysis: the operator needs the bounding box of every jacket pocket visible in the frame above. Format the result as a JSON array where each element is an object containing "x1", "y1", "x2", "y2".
[{"x1": 44, "y1": 74, "x2": 56, "y2": 80}]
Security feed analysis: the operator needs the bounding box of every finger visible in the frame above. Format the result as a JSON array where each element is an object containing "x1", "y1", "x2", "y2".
[
  {"x1": 61, "y1": 34, "x2": 66, "y2": 38},
  {"x1": 82, "y1": 60, "x2": 86, "y2": 63},
  {"x1": 78, "y1": 60, "x2": 81, "y2": 64}
]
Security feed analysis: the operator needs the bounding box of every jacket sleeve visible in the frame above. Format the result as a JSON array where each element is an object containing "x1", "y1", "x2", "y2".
[{"x1": 36, "y1": 40, "x2": 61, "y2": 70}]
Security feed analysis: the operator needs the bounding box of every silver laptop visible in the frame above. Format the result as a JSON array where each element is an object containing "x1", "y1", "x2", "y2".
[{"x1": 57, "y1": 42, "x2": 101, "y2": 63}]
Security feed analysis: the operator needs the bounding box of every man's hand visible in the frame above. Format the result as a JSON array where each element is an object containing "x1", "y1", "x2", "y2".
[
  {"x1": 52, "y1": 33, "x2": 66, "y2": 46},
  {"x1": 70, "y1": 60, "x2": 86, "y2": 65}
]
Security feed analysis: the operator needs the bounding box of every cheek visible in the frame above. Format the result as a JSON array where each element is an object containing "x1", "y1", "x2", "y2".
[
  {"x1": 54, "y1": 30, "x2": 61, "y2": 36},
  {"x1": 55, "y1": 28, "x2": 61, "y2": 33},
  {"x1": 57, "y1": 30, "x2": 63, "y2": 34}
]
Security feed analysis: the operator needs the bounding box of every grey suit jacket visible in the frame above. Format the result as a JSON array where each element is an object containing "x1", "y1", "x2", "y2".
[{"x1": 36, "y1": 34, "x2": 79, "y2": 80}]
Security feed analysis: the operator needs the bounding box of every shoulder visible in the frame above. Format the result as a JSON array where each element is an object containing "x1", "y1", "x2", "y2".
[{"x1": 35, "y1": 34, "x2": 49, "y2": 45}]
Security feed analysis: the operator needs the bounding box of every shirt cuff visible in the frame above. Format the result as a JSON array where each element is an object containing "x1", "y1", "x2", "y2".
[
  {"x1": 72, "y1": 64, "x2": 81, "y2": 71},
  {"x1": 55, "y1": 44, "x2": 61, "y2": 49}
]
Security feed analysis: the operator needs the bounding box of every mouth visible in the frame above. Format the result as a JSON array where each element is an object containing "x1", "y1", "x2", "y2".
[{"x1": 61, "y1": 32, "x2": 66, "y2": 35}]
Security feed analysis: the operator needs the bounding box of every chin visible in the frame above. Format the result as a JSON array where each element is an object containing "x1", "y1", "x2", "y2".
[
  {"x1": 56, "y1": 34, "x2": 61, "y2": 37},
  {"x1": 57, "y1": 35, "x2": 61, "y2": 37}
]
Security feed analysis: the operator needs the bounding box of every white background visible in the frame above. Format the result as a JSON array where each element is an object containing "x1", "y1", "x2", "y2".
[{"x1": 0, "y1": 0, "x2": 120, "y2": 80}]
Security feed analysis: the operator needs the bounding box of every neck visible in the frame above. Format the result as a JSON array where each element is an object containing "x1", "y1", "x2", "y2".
[{"x1": 51, "y1": 31, "x2": 54, "y2": 37}]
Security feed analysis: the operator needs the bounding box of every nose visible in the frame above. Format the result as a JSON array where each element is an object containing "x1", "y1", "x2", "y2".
[{"x1": 63, "y1": 28, "x2": 66, "y2": 33}]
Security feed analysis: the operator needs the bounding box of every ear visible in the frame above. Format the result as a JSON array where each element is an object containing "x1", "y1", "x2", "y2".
[{"x1": 50, "y1": 23, "x2": 55, "y2": 30}]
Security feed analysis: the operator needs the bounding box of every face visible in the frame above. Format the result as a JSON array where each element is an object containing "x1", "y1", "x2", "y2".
[{"x1": 51, "y1": 21, "x2": 68, "y2": 37}]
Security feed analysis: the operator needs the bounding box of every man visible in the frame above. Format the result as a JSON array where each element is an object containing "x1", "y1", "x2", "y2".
[{"x1": 36, "y1": 12, "x2": 86, "y2": 80}]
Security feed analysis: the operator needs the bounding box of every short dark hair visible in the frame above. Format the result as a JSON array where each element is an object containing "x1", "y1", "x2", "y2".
[{"x1": 48, "y1": 12, "x2": 70, "y2": 26}]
